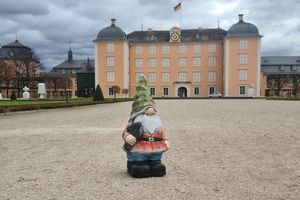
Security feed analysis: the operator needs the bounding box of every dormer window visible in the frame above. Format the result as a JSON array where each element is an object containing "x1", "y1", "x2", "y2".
[
  {"x1": 196, "y1": 34, "x2": 200, "y2": 39},
  {"x1": 280, "y1": 65, "x2": 285, "y2": 71},
  {"x1": 151, "y1": 35, "x2": 155, "y2": 41},
  {"x1": 291, "y1": 66, "x2": 297, "y2": 71},
  {"x1": 9, "y1": 51, "x2": 14, "y2": 57}
]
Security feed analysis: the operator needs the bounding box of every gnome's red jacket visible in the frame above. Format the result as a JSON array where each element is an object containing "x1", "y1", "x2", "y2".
[{"x1": 122, "y1": 128, "x2": 168, "y2": 154}]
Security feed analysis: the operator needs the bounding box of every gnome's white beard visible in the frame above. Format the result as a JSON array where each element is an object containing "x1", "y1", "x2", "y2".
[{"x1": 134, "y1": 114, "x2": 162, "y2": 134}]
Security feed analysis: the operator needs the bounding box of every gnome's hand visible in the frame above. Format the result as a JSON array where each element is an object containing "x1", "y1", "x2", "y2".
[
  {"x1": 165, "y1": 140, "x2": 170, "y2": 149},
  {"x1": 125, "y1": 134, "x2": 137, "y2": 145}
]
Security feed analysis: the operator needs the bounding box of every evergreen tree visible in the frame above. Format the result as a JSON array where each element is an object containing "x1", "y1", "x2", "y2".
[
  {"x1": 93, "y1": 84, "x2": 104, "y2": 101},
  {"x1": 10, "y1": 91, "x2": 17, "y2": 100}
]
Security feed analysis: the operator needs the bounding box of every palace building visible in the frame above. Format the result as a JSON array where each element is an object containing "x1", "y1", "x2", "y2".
[{"x1": 94, "y1": 14, "x2": 262, "y2": 98}]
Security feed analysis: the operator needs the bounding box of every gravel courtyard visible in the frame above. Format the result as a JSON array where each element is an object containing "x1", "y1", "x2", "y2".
[{"x1": 0, "y1": 99, "x2": 299, "y2": 200}]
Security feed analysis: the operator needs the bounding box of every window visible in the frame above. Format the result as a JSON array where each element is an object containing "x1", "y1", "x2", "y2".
[
  {"x1": 240, "y1": 54, "x2": 248, "y2": 64},
  {"x1": 108, "y1": 87, "x2": 113, "y2": 96},
  {"x1": 178, "y1": 72, "x2": 187, "y2": 81},
  {"x1": 162, "y1": 72, "x2": 170, "y2": 82},
  {"x1": 72, "y1": 69, "x2": 76, "y2": 74},
  {"x1": 107, "y1": 43, "x2": 114, "y2": 52},
  {"x1": 163, "y1": 88, "x2": 169, "y2": 96},
  {"x1": 208, "y1": 43, "x2": 216, "y2": 52},
  {"x1": 136, "y1": 73, "x2": 144, "y2": 82},
  {"x1": 162, "y1": 58, "x2": 170, "y2": 67},
  {"x1": 208, "y1": 72, "x2": 216, "y2": 82},
  {"x1": 208, "y1": 57, "x2": 216, "y2": 67},
  {"x1": 135, "y1": 59, "x2": 143, "y2": 67},
  {"x1": 162, "y1": 46, "x2": 170, "y2": 54},
  {"x1": 106, "y1": 72, "x2": 115, "y2": 81},
  {"x1": 240, "y1": 40, "x2": 248, "y2": 49},
  {"x1": 193, "y1": 44, "x2": 201, "y2": 53},
  {"x1": 280, "y1": 65, "x2": 285, "y2": 71},
  {"x1": 61, "y1": 69, "x2": 66, "y2": 74},
  {"x1": 194, "y1": 87, "x2": 200, "y2": 95},
  {"x1": 179, "y1": 45, "x2": 187, "y2": 53},
  {"x1": 148, "y1": 73, "x2": 157, "y2": 82},
  {"x1": 209, "y1": 86, "x2": 215, "y2": 94},
  {"x1": 149, "y1": 46, "x2": 156, "y2": 54},
  {"x1": 148, "y1": 59, "x2": 156, "y2": 67},
  {"x1": 136, "y1": 46, "x2": 143, "y2": 54},
  {"x1": 193, "y1": 72, "x2": 201, "y2": 82},
  {"x1": 292, "y1": 66, "x2": 297, "y2": 71},
  {"x1": 193, "y1": 57, "x2": 201, "y2": 67},
  {"x1": 239, "y1": 85, "x2": 246, "y2": 95},
  {"x1": 107, "y1": 57, "x2": 114, "y2": 66},
  {"x1": 150, "y1": 88, "x2": 156, "y2": 96},
  {"x1": 239, "y1": 70, "x2": 247, "y2": 81},
  {"x1": 179, "y1": 58, "x2": 187, "y2": 67}
]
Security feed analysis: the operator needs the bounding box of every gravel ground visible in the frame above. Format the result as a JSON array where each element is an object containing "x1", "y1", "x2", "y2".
[{"x1": 0, "y1": 99, "x2": 299, "y2": 200}]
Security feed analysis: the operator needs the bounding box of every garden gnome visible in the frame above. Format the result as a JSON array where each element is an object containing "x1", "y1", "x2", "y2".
[{"x1": 122, "y1": 76, "x2": 169, "y2": 178}]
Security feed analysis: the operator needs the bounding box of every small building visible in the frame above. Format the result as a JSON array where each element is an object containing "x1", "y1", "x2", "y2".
[
  {"x1": 50, "y1": 48, "x2": 94, "y2": 97},
  {"x1": 76, "y1": 58, "x2": 95, "y2": 97},
  {"x1": 0, "y1": 40, "x2": 40, "y2": 98},
  {"x1": 261, "y1": 56, "x2": 300, "y2": 97}
]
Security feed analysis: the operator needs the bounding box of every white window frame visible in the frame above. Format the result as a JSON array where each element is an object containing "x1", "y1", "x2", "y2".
[
  {"x1": 106, "y1": 56, "x2": 114, "y2": 66},
  {"x1": 193, "y1": 72, "x2": 201, "y2": 82},
  {"x1": 239, "y1": 70, "x2": 247, "y2": 81},
  {"x1": 208, "y1": 57, "x2": 216, "y2": 67},
  {"x1": 208, "y1": 72, "x2": 216, "y2": 82},
  {"x1": 208, "y1": 86, "x2": 215, "y2": 95},
  {"x1": 240, "y1": 40, "x2": 248, "y2": 49},
  {"x1": 240, "y1": 54, "x2": 248, "y2": 64},
  {"x1": 148, "y1": 59, "x2": 156, "y2": 67},
  {"x1": 136, "y1": 73, "x2": 144, "y2": 82},
  {"x1": 61, "y1": 69, "x2": 66, "y2": 74},
  {"x1": 193, "y1": 44, "x2": 201, "y2": 53},
  {"x1": 72, "y1": 69, "x2": 76, "y2": 74},
  {"x1": 149, "y1": 46, "x2": 156, "y2": 54},
  {"x1": 208, "y1": 43, "x2": 216, "y2": 52},
  {"x1": 135, "y1": 59, "x2": 143, "y2": 68},
  {"x1": 179, "y1": 45, "x2": 187, "y2": 53},
  {"x1": 193, "y1": 57, "x2": 201, "y2": 67},
  {"x1": 150, "y1": 87, "x2": 156, "y2": 96},
  {"x1": 136, "y1": 46, "x2": 143, "y2": 54},
  {"x1": 162, "y1": 72, "x2": 170, "y2": 82},
  {"x1": 162, "y1": 46, "x2": 170, "y2": 54},
  {"x1": 106, "y1": 43, "x2": 114, "y2": 52},
  {"x1": 106, "y1": 72, "x2": 115, "y2": 82},
  {"x1": 178, "y1": 72, "x2": 187, "y2": 81},
  {"x1": 148, "y1": 73, "x2": 157, "y2": 82},
  {"x1": 194, "y1": 87, "x2": 200, "y2": 95},
  {"x1": 179, "y1": 58, "x2": 187, "y2": 67},
  {"x1": 239, "y1": 85, "x2": 247, "y2": 96},
  {"x1": 163, "y1": 87, "x2": 169, "y2": 96},
  {"x1": 162, "y1": 58, "x2": 170, "y2": 67}
]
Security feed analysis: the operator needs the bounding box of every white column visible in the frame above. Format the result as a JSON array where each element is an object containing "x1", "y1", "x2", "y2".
[
  {"x1": 94, "y1": 43, "x2": 99, "y2": 88},
  {"x1": 256, "y1": 39, "x2": 261, "y2": 97},
  {"x1": 224, "y1": 39, "x2": 230, "y2": 97}
]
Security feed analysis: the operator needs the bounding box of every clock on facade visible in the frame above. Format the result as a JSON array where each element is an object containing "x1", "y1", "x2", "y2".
[{"x1": 171, "y1": 32, "x2": 180, "y2": 42}]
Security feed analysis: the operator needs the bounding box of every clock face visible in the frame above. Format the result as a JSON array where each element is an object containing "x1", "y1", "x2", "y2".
[{"x1": 171, "y1": 32, "x2": 180, "y2": 42}]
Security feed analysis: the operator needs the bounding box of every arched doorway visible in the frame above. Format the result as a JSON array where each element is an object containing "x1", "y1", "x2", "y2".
[{"x1": 178, "y1": 87, "x2": 187, "y2": 98}]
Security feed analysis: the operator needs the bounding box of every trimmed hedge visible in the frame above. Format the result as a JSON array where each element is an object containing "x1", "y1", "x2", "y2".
[{"x1": 0, "y1": 98, "x2": 133, "y2": 114}]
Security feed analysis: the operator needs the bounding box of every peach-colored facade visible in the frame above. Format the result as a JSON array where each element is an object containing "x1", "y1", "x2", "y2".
[{"x1": 95, "y1": 16, "x2": 262, "y2": 98}]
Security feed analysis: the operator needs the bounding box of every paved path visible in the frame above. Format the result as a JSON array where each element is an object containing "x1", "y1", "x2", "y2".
[{"x1": 0, "y1": 99, "x2": 299, "y2": 200}]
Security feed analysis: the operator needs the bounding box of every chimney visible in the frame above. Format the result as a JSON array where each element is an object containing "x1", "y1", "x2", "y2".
[
  {"x1": 238, "y1": 14, "x2": 244, "y2": 22},
  {"x1": 111, "y1": 18, "x2": 116, "y2": 26}
]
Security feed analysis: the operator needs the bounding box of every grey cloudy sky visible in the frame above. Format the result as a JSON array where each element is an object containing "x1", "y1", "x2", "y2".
[{"x1": 0, "y1": 0, "x2": 299, "y2": 70}]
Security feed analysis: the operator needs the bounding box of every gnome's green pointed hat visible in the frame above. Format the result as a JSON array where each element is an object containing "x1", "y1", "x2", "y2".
[{"x1": 130, "y1": 75, "x2": 156, "y2": 119}]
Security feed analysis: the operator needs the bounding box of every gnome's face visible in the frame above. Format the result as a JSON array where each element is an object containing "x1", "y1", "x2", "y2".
[{"x1": 134, "y1": 107, "x2": 162, "y2": 134}]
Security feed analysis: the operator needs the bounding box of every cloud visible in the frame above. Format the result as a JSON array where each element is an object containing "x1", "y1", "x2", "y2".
[
  {"x1": 0, "y1": 0, "x2": 49, "y2": 16},
  {"x1": 0, "y1": 0, "x2": 299, "y2": 70}
]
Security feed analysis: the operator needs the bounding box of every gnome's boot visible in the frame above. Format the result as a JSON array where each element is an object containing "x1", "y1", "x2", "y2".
[
  {"x1": 149, "y1": 160, "x2": 166, "y2": 177},
  {"x1": 127, "y1": 161, "x2": 151, "y2": 178}
]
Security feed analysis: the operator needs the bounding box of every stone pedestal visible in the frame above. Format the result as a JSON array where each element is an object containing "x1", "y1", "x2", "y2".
[
  {"x1": 22, "y1": 86, "x2": 30, "y2": 99},
  {"x1": 38, "y1": 83, "x2": 46, "y2": 99}
]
